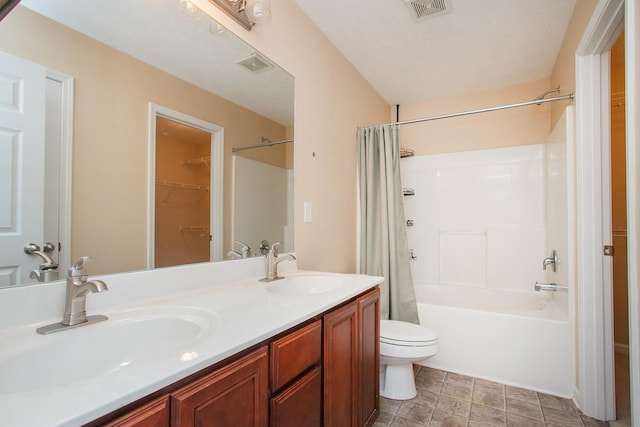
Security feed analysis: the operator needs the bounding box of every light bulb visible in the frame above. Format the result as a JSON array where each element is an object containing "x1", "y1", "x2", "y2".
[
  {"x1": 246, "y1": 0, "x2": 270, "y2": 21},
  {"x1": 209, "y1": 22, "x2": 227, "y2": 36},
  {"x1": 178, "y1": 0, "x2": 202, "y2": 20}
]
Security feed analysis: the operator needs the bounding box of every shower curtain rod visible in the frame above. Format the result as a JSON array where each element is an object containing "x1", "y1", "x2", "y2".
[
  {"x1": 366, "y1": 93, "x2": 575, "y2": 128},
  {"x1": 231, "y1": 138, "x2": 294, "y2": 153}
]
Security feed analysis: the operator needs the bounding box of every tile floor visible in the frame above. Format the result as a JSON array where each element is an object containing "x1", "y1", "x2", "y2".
[{"x1": 374, "y1": 365, "x2": 619, "y2": 427}]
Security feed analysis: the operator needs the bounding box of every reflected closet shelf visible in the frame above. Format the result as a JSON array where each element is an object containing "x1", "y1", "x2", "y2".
[
  {"x1": 181, "y1": 156, "x2": 211, "y2": 168},
  {"x1": 156, "y1": 180, "x2": 209, "y2": 191}
]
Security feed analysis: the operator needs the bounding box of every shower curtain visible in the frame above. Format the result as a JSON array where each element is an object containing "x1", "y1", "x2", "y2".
[{"x1": 357, "y1": 124, "x2": 419, "y2": 323}]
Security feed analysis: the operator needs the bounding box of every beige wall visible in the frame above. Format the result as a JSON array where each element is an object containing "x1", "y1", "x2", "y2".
[
  {"x1": 397, "y1": 0, "x2": 598, "y2": 157},
  {"x1": 550, "y1": 0, "x2": 599, "y2": 127},
  {"x1": 0, "y1": 6, "x2": 288, "y2": 275},
  {"x1": 192, "y1": 0, "x2": 390, "y2": 272},
  {"x1": 397, "y1": 79, "x2": 553, "y2": 155}
]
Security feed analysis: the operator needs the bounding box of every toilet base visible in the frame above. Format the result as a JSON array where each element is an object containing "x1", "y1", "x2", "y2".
[{"x1": 380, "y1": 363, "x2": 417, "y2": 400}]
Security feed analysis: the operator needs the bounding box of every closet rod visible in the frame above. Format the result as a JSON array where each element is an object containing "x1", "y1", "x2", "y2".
[
  {"x1": 231, "y1": 138, "x2": 294, "y2": 153},
  {"x1": 372, "y1": 93, "x2": 574, "y2": 128}
]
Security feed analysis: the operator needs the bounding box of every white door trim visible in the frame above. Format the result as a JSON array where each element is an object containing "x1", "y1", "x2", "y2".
[
  {"x1": 147, "y1": 103, "x2": 224, "y2": 267},
  {"x1": 624, "y1": 0, "x2": 640, "y2": 423},
  {"x1": 574, "y1": 0, "x2": 625, "y2": 420},
  {"x1": 45, "y1": 69, "x2": 73, "y2": 272}
]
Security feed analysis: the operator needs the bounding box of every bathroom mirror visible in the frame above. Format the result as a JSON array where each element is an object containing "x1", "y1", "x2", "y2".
[{"x1": 0, "y1": 0, "x2": 294, "y2": 288}]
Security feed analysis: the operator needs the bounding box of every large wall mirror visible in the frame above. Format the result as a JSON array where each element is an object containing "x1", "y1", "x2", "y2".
[{"x1": 0, "y1": 0, "x2": 294, "y2": 288}]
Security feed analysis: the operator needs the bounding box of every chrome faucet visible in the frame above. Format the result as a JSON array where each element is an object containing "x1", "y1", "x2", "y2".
[
  {"x1": 259, "y1": 242, "x2": 296, "y2": 282},
  {"x1": 227, "y1": 240, "x2": 252, "y2": 259},
  {"x1": 36, "y1": 256, "x2": 109, "y2": 335},
  {"x1": 63, "y1": 256, "x2": 108, "y2": 325}
]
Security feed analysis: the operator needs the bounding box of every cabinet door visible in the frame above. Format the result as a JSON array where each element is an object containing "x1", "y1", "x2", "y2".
[
  {"x1": 270, "y1": 366, "x2": 321, "y2": 427},
  {"x1": 323, "y1": 301, "x2": 358, "y2": 427},
  {"x1": 359, "y1": 288, "x2": 380, "y2": 427},
  {"x1": 171, "y1": 347, "x2": 268, "y2": 427},
  {"x1": 102, "y1": 395, "x2": 170, "y2": 427}
]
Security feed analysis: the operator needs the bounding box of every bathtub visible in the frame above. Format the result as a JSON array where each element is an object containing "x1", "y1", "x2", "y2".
[{"x1": 414, "y1": 283, "x2": 574, "y2": 397}]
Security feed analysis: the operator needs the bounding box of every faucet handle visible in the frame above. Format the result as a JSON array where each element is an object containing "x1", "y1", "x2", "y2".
[
  {"x1": 271, "y1": 242, "x2": 281, "y2": 256},
  {"x1": 542, "y1": 250, "x2": 558, "y2": 272},
  {"x1": 70, "y1": 256, "x2": 92, "y2": 276},
  {"x1": 233, "y1": 240, "x2": 252, "y2": 257},
  {"x1": 259, "y1": 240, "x2": 270, "y2": 256},
  {"x1": 233, "y1": 240, "x2": 250, "y2": 249}
]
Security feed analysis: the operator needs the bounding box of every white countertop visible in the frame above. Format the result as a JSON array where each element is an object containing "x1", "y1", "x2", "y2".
[{"x1": 0, "y1": 267, "x2": 382, "y2": 427}]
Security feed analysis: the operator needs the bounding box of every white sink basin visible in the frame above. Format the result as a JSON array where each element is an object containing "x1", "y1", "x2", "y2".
[
  {"x1": 265, "y1": 273, "x2": 353, "y2": 295},
  {"x1": 0, "y1": 307, "x2": 217, "y2": 394}
]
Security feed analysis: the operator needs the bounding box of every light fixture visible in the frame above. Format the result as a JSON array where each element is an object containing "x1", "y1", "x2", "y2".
[{"x1": 208, "y1": 0, "x2": 255, "y2": 31}]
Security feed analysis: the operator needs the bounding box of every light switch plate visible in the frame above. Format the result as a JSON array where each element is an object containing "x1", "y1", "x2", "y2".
[{"x1": 304, "y1": 202, "x2": 312, "y2": 223}]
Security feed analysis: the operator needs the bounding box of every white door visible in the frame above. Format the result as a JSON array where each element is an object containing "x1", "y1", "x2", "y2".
[{"x1": 0, "y1": 51, "x2": 46, "y2": 286}]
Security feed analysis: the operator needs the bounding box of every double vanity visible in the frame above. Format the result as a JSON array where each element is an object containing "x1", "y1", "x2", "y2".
[{"x1": 0, "y1": 257, "x2": 382, "y2": 426}]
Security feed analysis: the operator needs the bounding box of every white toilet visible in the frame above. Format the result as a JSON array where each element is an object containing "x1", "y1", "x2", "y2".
[{"x1": 379, "y1": 319, "x2": 439, "y2": 400}]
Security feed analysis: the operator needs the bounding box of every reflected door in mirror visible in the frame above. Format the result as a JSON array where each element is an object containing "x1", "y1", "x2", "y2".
[
  {"x1": 154, "y1": 117, "x2": 214, "y2": 268},
  {"x1": 0, "y1": 52, "x2": 47, "y2": 286}
]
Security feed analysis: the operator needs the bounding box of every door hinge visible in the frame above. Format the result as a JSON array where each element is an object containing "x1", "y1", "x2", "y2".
[{"x1": 604, "y1": 245, "x2": 614, "y2": 256}]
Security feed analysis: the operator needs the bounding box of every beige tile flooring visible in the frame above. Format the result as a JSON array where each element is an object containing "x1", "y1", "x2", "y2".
[{"x1": 374, "y1": 365, "x2": 620, "y2": 427}]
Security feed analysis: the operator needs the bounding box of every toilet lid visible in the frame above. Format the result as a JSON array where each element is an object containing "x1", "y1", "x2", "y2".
[{"x1": 380, "y1": 320, "x2": 438, "y2": 344}]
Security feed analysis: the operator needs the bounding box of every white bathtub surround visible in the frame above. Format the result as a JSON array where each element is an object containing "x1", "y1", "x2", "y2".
[
  {"x1": 415, "y1": 284, "x2": 572, "y2": 396},
  {"x1": 402, "y1": 144, "x2": 556, "y2": 292},
  {"x1": 357, "y1": 124, "x2": 418, "y2": 323},
  {"x1": 0, "y1": 257, "x2": 382, "y2": 426},
  {"x1": 401, "y1": 136, "x2": 573, "y2": 396}
]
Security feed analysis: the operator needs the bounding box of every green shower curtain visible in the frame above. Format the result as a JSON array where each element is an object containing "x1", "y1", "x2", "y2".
[{"x1": 357, "y1": 124, "x2": 419, "y2": 324}]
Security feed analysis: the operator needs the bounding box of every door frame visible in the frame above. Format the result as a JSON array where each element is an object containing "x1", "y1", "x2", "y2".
[
  {"x1": 147, "y1": 103, "x2": 224, "y2": 266},
  {"x1": 575, "y1": 0, "x2": 639, "y2": 422},
  {"x1": 45, "y1": 69, "x2": 73, "y2": 272}
]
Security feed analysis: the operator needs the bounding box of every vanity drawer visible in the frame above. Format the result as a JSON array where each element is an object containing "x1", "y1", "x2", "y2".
[
  {"x1": 270, "y1": 366, "x2": 321, "y2": 427},
  {"x1": 270, "y1": 320, "x2": 321, "y2": 391}
]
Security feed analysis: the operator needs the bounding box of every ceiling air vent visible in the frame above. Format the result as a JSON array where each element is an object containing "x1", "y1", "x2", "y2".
[
  {"x1": 236, "y1": 53, "x2": 273, "y2": 73},
  {"x1": 405, "y1": 0, "x2": 451, "y2": 20}
]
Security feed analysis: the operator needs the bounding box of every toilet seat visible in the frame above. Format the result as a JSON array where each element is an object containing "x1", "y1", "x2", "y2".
[{"x1": 380, "y1": 320, "x2": 438, "y2": 347}]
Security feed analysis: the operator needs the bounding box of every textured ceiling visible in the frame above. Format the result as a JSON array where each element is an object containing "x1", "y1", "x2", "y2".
[
  {"x1": 19, "y1": 0, "x2": 295, "y2": 126},
  {"x1": 294, "y1": 0, "x2": 576, "y2": 104}
]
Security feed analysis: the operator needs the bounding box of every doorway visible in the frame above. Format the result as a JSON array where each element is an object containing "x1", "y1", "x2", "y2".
[
  {"x1": 148, "y1": 104, "x2": 223, "y2": 268},
  {"x1": 575, "y1": 0, "x2": 639, "y2": 423},
  {"x1": 610, "y1": 31, "x2": 631, "y2": 426}
]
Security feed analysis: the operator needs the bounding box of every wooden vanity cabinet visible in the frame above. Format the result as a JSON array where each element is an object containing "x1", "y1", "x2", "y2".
[
  {"x1": 324, "y1": 287, "x2": 380, "y2": 427},
  {"x1": 101, "y1": 395, "x2": 170, "y2": 427},
  {"x1": 358, "y1": 288, "x2": 381, "y2": 426},
  {"x1": 171, "y1": 346, "x2": 269, "y2": 427},
  {"x1": 89, "y1": 287, "x2": 379, "y2": 427}
]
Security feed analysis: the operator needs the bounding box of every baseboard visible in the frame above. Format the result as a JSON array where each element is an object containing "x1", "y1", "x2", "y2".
[{"x1": 573, "y1": 386, "x2": 583, "y2": 415}]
